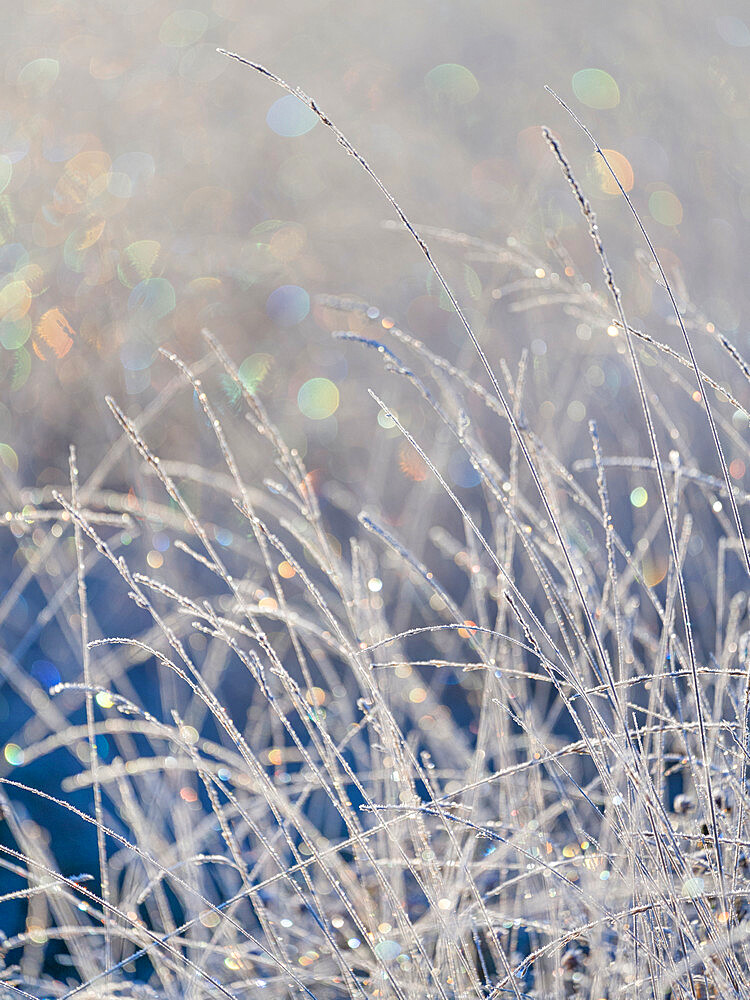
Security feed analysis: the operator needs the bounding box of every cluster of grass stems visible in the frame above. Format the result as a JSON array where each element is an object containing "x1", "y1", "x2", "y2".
[{"x1": 2, "y1": 54, "x2": 750, "y2": 1000}]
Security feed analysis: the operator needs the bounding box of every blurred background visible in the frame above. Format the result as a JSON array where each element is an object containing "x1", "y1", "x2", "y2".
[{"x1": 2, "y1": 0, "x2": 750, "y2": 488}]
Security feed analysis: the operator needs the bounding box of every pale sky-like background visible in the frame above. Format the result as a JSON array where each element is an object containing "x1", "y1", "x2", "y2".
[{"x1": 3, "y1": 0, "x2": 750, "y2": 492}]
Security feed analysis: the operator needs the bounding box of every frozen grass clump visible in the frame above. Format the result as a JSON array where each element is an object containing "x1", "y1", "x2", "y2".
[{"x1": 2, "y1": 56, "x2": 750, "y2": 1000}]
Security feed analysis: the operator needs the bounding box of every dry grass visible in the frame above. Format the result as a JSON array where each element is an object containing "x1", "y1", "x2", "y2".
[{"x1": 1, "y1": 57, "x2": 750, "y2": 1000}]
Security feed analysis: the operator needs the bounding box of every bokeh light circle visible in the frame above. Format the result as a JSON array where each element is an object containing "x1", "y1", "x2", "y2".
[
  {"x1": 591, "y1": 149, "x2": 634, "y2": 194},
  {"x1": 266, "y1": 284, "x2": 309, "y2": 326},
  {"x1": 238, "y1": 353, "x2": 273, "y2": 392},
  {"x1": 716, "y1": 15, "x2": 750, "y2": 46},
  {"x1": 648, "y1": 190, "x2": 683, "y2": 226},
  {"x1": 4, "y1": 743, "x2": 23, "y2": 766},
  {"x1": 298, "y1": 378, "x2": 339, "y2": 420},
  {"x1": 425, "y1": 63, "x2": 479, "y2": 105},
  {"x1": 571, "y1": 68, "x2": 620, "y2": 109},
  {"x1": 128, "y1": 277, "x2": 176, "y2": 321},
  {"x1": 266, "y1": 95, "x2": 318, "y2": 137},
  {"x1": 0, "y1": 316, "x2": 31, "y2": 350},
  {"x1": 118, "y1": 240, "x2": 162, "y2": 289},
  {"x1": 0, "y1": 281, "x2": 31, "y2": 323},
  {"x1": 17, "y1": 58, "x2": 60, "y2": 96},
  {"x1": 34, "y1": 308, "x2": 74, "y2": 360}
]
